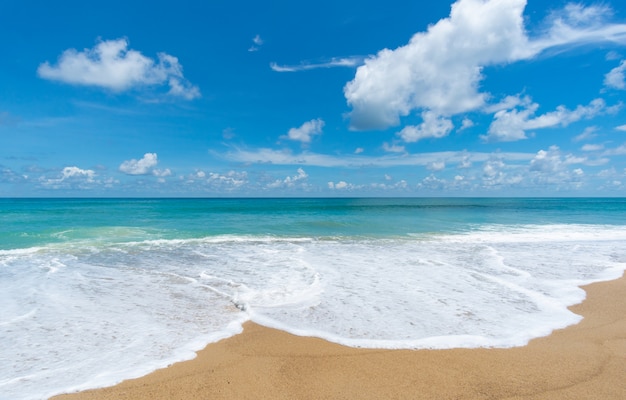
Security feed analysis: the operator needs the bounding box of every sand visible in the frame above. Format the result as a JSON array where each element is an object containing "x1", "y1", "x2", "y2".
[{"x1": 52, "y1": 273, "x2": 626, "y2": 400}]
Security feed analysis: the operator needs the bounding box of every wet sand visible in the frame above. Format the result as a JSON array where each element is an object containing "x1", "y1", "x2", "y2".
[{"x1": 53, "y1": 273, "x2": 626, "y2": 399}]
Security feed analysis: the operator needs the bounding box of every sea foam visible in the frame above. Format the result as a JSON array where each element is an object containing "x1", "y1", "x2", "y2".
[{"x1": 0, "y1": 224, "x2": 625, "y2": 399}]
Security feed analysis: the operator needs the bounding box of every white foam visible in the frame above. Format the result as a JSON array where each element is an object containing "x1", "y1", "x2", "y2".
[{"x1": 1, "y1": 225, "x2": 625, "y2": 399}]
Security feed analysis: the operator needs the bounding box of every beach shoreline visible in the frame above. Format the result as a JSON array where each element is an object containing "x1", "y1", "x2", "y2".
[{"x1": 52, "y1": 273, "x2": 626, "y2": 400}]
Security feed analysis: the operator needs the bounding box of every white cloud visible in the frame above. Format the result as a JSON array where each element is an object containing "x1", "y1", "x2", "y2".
[
  {"x1": 484, "y1": 94, "x2": 530, "y2": 114},
  {"x1": 166, "y1": 77, "x2": 201, "y2": 100},
  {"x1": 418, "y1": 175, "x2": 449, "y2": 191},
  {"x1": 459, "y1": 118, "x2": 474, "y2": 131},
  {"x1": 344, "y1": 0, "x2": 626, "y2": 130},
  {"x1": 530, "y1": 147, "x2": 564, "y2": 172},
  {"x1": 458, "y1": 155, "x2": 472, "y2": 169},
  {"x1": 606, "y1": 51, "x2": 622, "y2": 61},
  {"x1": 270, "y1": 57, "x2": 364, "y2": 72},
  {"x1": 604, "y1": 60, "x2": 626, "y2": 89},
  {"x1": 153, "y1": 168, "x2": 172, "y2": 177},
  {"x1": 382, "y1": 142, "x2": 406, "y2": 153},
  {"x1": 61, "y1": 166, "x2": 95, "y2": 180},
  {"x1": 267, "y1": 168, "x2": 309, "y2": 189},
  {"x1": 397, "y1": 111, "x2": 454, "y2": 143},
  {"x1": 616, "y1": 124, "x2": 626, "y2": 131},
  {"x1": 119, "y1": 153, "x2": 159, "y2": 175},
  {"x1": 223, "y1": 147, "x2": 533, "y2": 168},
  {"x1": 528, "y1": 146, "x2": 587, "y2": 188},
  {"x1": 603, "y1": 143, "x2": 626, "y2": 156},
  {"x1": 483, "y1": 158, "x2": 506, "y2": 180},
  {"x1": 478, "y1": 157, "x2": 525, "y2": 188},
  {"x1": 354, "y1": 147, "x2": 364, "y2": 154},
  {"x1": 328, "y1": 181, "x2": 349, "y2": 190},
  {"x1": 581, "y1": 144, "x2": 604, "y2": 152},
  {"x1": 283, "y1": 118, "x2": 325, "y2": 143},
  {"x1": 427, "y1": 161, "x2": 446, "y2": 171},
  {"x1": 38, "y1": 38, "x2": 200, "y2": 99},
  {"x1": 484, "y1": 98, "x2": 608, "y2": 142},
  {"x1": 39, "y1": 166, "x2": 97, "y2": 189},
  {"x1": 182, "y1": 170, "x2": 248, "y2": 191},
  {"x1": 249, "y1": 34, "x2": 263, "y2": 52},
  {"x1": 535, "y1": 4, "x2": 626, "y2": 51},
  {"x1": 598, "y1": 168, "x2": 618, "y2": 178},
  {"x1": 206, "y1": 171, "x2": 248, "y2": 188},
  {"x1": 573, "y1": 126, "x2": 599, "y2": 142}
]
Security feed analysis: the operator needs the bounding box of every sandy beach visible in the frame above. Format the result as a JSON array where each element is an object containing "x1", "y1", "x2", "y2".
[{"x1": 53, "y1": 273, "x2": 626, "y2": 400}]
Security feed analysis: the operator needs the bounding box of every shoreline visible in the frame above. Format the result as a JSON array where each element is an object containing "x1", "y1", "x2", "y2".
[{"x1": 53, "y1": 273, "x2": 626, "y2": 400}]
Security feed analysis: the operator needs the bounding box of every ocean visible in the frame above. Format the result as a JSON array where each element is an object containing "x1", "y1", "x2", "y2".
[{"x1": 1, "y1": 197, "x2": 625, "y2": 399}]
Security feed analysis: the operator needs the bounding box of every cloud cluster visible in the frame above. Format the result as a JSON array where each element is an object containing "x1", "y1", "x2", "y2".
[
  {"x1": 119, "y1": 153, "x2": 171, "y2": 177},
  {"x1": 267, "y1": 168, "x2": 309, "y2": 189},
  {"x1": 206, "y1": 171, "x2": 248, "y2": 188},
  {"x1": 282, "y1": 119, "x2": 325, "y2": 143},
  {"x1": 344, "y1": 0, "x2": 530, "y2": 130},
  {"x1": 39, "y1": 166, "x2": 96, "y2": 189},
  {"x1": 484, "y1": 97, "x2": 610, "y2": 142},
  {"x1": 38, "y1": 38, "x2": 200, "y2": 100},
  {"x1": 344, "y1": 0, "x2": 626, "y2": 134}
]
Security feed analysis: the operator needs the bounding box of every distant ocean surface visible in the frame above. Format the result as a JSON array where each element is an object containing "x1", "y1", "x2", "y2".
[{"x1": 1, "y1": 197, "x2": 625, "y2": 399}]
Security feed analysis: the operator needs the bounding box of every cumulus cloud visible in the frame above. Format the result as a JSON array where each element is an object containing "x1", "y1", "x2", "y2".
[
  {"x1": 460, "y1": 118, "x2": 475, "y2": 131},
  {"x1": 484, "y1": 98, "x2": 608, "y2": 142},
  {"x1": 344, "y1": 0, "x2": 626, "y2": 131},
  {"x1": 282, "y1": 118, "x2": 325, "y2": 143},
  {"x1": 528, "y1": 146, "x2": 587, "y2": 188},
  {"x1": 267, "y1": 168, "x2": 309, "y2": 189},
  {"x1": 382, "y1": 142, "x2": 406, "y2": 153},
  {"x1": 397, "y1": 111, "x2": 454, "y2": 143},
  {"x1": 119, "y1": 153, "x2": 161, "y2": 175},
  {"x1": 40, "y1": 166, "x2": 97, "y2": 189},
  {"x1": 61, "y1": 166, "x2": 95, "y2": 180},
  {"x1": 530, "y1": 147, "x2": 563, "y2": 173},
  {"x1": 206, "y1": 171, "x2": 248, "y2": 187},
  {"x1": 604, "y1": 60, "x2": 626, "y2": 89},
  {"x1": 328, "y1": 181, "x2": 350, "y2": 190},
  {"x1": 38, "y1": 38, "x2": 200, "y2": 100}
]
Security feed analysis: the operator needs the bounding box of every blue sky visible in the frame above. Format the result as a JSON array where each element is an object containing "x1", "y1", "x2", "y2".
[{"x1": 1, "y1": 0, "x2": 626, "y2": 197}]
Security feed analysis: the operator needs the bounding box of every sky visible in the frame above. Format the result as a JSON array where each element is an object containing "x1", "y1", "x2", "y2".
[{"x1": 2, "y1": 0, "x2": 626, "y2": 197}]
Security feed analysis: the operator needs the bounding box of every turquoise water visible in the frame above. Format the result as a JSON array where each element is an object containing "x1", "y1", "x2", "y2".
[
  {"x1": 1, "y1": 198, "x2": 625, "y2": 399},
  {"x1": 2, "y1": 198, "x2": 624, "y2": 248}
]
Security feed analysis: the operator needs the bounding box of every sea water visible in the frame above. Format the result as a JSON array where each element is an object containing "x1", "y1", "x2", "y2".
[{"x1": 1, "y1": 198, "x2": 625, "y2": 399}]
